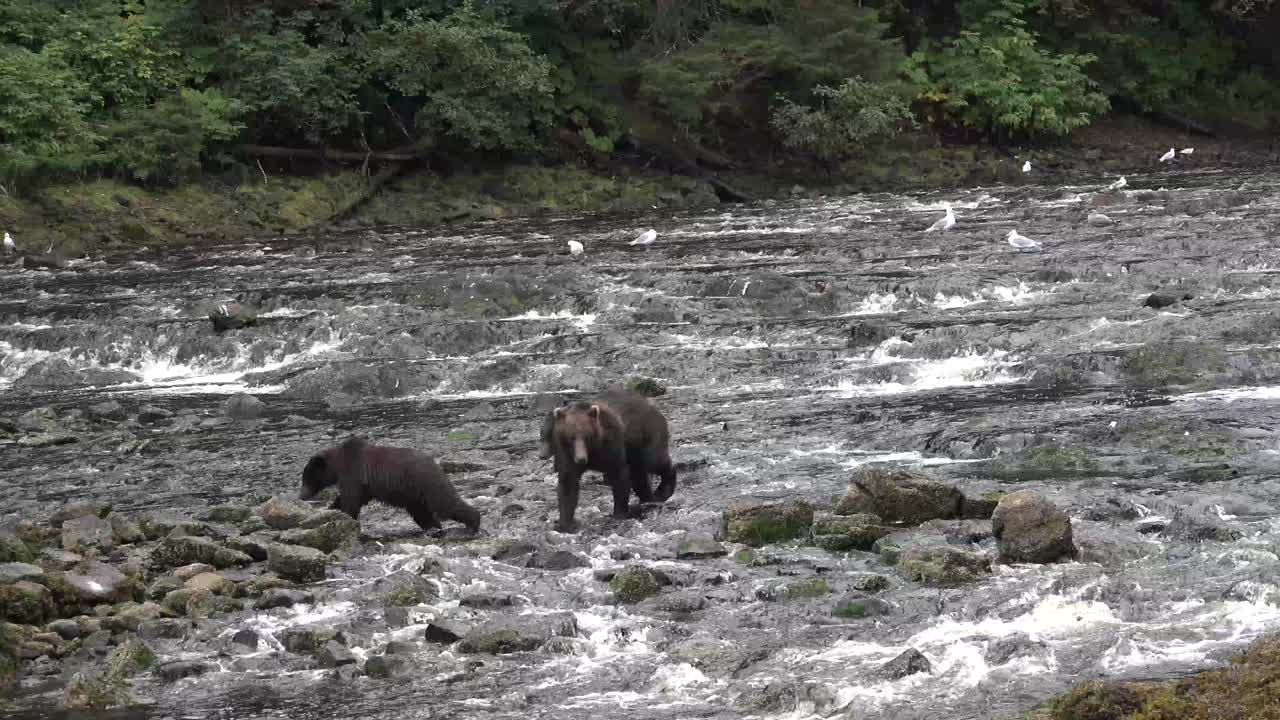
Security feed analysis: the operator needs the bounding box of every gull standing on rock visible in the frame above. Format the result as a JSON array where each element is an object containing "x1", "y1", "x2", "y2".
[
  {"x1": 1007, "y1": 229, "x2": 1040, "y2": 251},
  {"x1": 2, "y1": 232, "x2": 14, "y2": 254},
  {"x1": 630, "y1": 228, "x2": 657, "y2": 246},
  {"x1": 1108, "y1": 176, "x2": 1127, "y2": 191},
  {"x1": 567, "y1": 240, "x2": 584, "y2": 256},
  {"x1": 925, "y1": 203, "x2": 955, "y2": 234},
  {"x1": 1159, "y1": 148, "x2": 1175, "y2": 163},
  {"x1": 1022, "y1": 160, "x2": 1032, "y2": 173}
]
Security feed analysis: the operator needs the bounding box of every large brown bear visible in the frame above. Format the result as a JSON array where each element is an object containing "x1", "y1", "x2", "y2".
[
  {"x1": 541, "y1": 390, "x2": 677, "y2": 532},
  {"x1": 300, "y1": 436, "x2": 480, "y2": 533}
]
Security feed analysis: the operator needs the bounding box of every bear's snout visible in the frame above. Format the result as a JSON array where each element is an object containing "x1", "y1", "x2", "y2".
[{"x1": 572, "y1": 437, "x2": 589, "y2": 465}]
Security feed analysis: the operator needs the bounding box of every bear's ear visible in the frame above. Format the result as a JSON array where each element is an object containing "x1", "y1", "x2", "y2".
[
  {"x1": 588, "y1": 404, "x2": 601, "y2": 419},
  {"x1": 554, "y1": 407, "x2": 566, "y2": 419}
]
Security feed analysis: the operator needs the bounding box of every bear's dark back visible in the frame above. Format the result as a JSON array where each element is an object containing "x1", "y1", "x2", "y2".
[{"x1": 597, "y1": 390, "x2": 669, "y2": 451}]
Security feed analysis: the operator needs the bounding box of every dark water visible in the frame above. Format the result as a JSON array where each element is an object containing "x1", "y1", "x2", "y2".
[{"x1": 3, "y1": 166, "x2": 1280, "y2": 719}]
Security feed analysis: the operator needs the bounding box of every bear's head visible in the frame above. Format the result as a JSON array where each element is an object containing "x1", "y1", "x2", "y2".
[
  {"x1": 300, "y1": 436, "x2": 367, "y2": 499},
  {"x1": 552, "y1": 401, "x2": 611, "y2": 465},
  {"x1": 300, "y1": 452, "x2": 336, "y2": 500}
]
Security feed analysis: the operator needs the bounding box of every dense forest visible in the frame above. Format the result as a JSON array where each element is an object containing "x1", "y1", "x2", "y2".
[{"x1": 2, "y1": 0, "x2": 1278, "y2": 190}]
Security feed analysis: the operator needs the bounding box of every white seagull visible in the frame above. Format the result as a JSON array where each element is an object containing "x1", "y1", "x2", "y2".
[
  {"x1": 1159, "y1": 148, "x2": 1175, "y2": 163},
  {"x1": 925, "y1": 203, "x2": 955, "y2": 234},
  {"x1": 1022, "y1": 160, "x2": 1032, "y2": 173},
  {"x1": 1007, "y1": 229, "x2": 1040, "y2": 251},
  {"x1": 1180, "y1": 147, "x2": 1194, "y2": 155},
  {"x1": 629, "y1": 229, "x2": 657, "y2": 246},
  {"x1": 567, "y1": 240, "x2": 584, "y2": 256},
  {"x1": 2, "y1": 232, "x2": 14, "y2": 254},
  {"x1": 1108, "y1": 176, "x2": 1127, "y2": 191}
]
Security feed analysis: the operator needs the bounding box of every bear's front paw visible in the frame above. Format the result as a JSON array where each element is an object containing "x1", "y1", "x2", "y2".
[{"x1": 556, "y1": 519, "x2": 578, "y2": 533}]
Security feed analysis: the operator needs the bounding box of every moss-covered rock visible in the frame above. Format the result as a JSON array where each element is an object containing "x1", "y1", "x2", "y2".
[
  {"x1": 898, "y1": 546, "x2": 991, "y2": 587},
  {"x1": 0, "y1": 534, "x2": 34, "y2": 564},
  {"x1": 63, "y1": 637, "x2": 154, "y2": 710},
  {"x1": 150, "y1": 536, "x2": 251, "y2": 571},
  {"x1": 833, "y1": 596, "x2": 891, "y2": 619},
  {"x1": 781, "y1": 577, "x2": 831, "y2": 600},
  {"x1": 609, "y1": 566, "x2": 661, "y2": 604},
  {"x1": 836, "y1": 467, "x2": 963, "y2": 525},
  {"x1": 457, "y1": 612, "x2": 577, "y2": 654},
  {"x1": 280, "y1": 512, "x2": 359, "y2": 554},
  {"x1": 812, "y1": 513, "x2": 893, "y2": 552},
  {"x1": 991, "y1": 490, "x2": 1077, "y2": 564},
  {"x1": 721, "y1": 498, "x2": 814, "y2": 547},
  {"x1": 267, "y1": 543, "x2": 327, "y2": 583},
  {"x1": 0, "y1": 581, "x2": 53, "y2": 625}
]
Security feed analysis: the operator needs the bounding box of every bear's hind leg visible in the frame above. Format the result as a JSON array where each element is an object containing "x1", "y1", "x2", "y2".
[
  {"x1": 407, "y1": 504, "x2": 443, "y2": 533},
  {"x1": 628, "y1": 456, "x2": 654, "y2": 503},
  {"x1": 655, "y1": 460, "x2": 677, "y2": 501}
]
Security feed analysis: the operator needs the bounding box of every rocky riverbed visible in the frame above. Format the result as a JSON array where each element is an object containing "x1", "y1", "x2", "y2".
[{"x1": 3, "y1": 161, "x2": 1280, "y2": 720}]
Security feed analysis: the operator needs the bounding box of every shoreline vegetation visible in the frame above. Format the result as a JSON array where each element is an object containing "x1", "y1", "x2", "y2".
[{"x1": 3, "y1": 0, "x2": 1279, "y2": 257}]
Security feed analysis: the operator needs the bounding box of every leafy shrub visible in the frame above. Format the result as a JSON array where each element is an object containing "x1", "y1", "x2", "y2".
[
  {"x1": 771, "y1": 76, "x2": 916, "y2": 161},
  {"x1": 98, "y1": 89, "x2": 245, "y2": 184},
  {"x1": 372, "y1": 7, "x2": 555, "y2": 151},
  {"x1": 906, "y1": 0, "x2": 1109, "y2": 138},
  {"x1": 0, "y1": 46, "x2": 101, "y2": 180}
]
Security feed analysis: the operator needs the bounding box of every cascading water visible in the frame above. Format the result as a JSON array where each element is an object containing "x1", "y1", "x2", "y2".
[{"x1": 2, "y1": 167, "x2": 1280, "y2": 719}]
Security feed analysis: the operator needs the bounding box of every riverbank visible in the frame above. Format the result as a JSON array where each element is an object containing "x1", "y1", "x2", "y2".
[
  {"x1": 1033, "y1": 633, "x2": 1280, "y2": 719},
  {"x1": 2, "y1": 114, "x2": 1272, "y2": 259}
]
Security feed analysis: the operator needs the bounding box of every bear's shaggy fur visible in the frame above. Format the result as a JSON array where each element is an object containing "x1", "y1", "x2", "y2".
[{"x1": 301, "y1": 436, "x2": 480, "y2": 533}]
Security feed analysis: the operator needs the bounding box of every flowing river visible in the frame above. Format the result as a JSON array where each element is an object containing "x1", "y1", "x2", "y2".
[{"x1": 2, "y1": 166, "x2": 1280, "y2": 720}]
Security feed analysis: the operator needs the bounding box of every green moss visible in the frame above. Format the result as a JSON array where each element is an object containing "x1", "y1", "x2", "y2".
[
  {"x1": 834, "y1": 599, "x2": 870, "y2": 618},
  {"x1": 0, "y1": 623, "x2": 16, "y2": 697},
  {"x1": 733, "y1": 548, "x2": 757, "y2": 564},
  {"x1": 1028, "y1": 447, "x2": 1095, "y2": 471},
  {"x1": 609, "y1": 566, "x2": 660, "y2": 604},
  {"x1": 784, "y1": 578, "x2": 831, "y2": 599},
  {"x1": 0, "y1": 535, "x2": 34, "y2": 564},
  {"x1": 383, "y1": 587, "x2": 427, "y2": 607},
  {"x1": 447, "y1": 430, "x2": 478, "y2": 443},
  {"x1": 722, "y1": 499, "x2": 814, "y2": 547},
  {"x1": 1123, "y1": 342, "x2": 1226, "y2": 388}
]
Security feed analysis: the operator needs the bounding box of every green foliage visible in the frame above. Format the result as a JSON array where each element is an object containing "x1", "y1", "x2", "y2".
[
  {"x1": 636, "y1": 3, "x2": 908, "y2": 144},
  {"x1": 372, "y1": 7, "x2": 555, "y2": 150},
  {"x1": 0, "y1": 46, "x2": 101, "y2": 180},
  {"x1": 99, "y1": 89, "x2": 246, "y2": 184},
  {"x1": 907, "y1": 0, "x2": 1109, "y2": 137},
  {"x1": 771, "y1": 77, "x2": 916, "y2": 162}
]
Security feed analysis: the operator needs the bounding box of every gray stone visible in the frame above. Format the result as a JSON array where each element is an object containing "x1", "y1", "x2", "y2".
[
  {"x1": 88, "y1": 401, "x2": 127, "y2": 421},
  {"x1": 0, "y1": 562, "x2": 44, "y2": 584},
  {"x1": 424, "y1": 620, "x2": 468, "y2": 645},
  {"x1": 150, "y1": 536, "x2": 251, "y2": 571},
  {"x1": 40, "y1": 548, "x2": 82, "y2": 570},
  {"x1": 139, "y1": 619, "x2": 188, "y2": 640},
  {"x1": 459, "y1": 612, "x2": 577, "y2": 654},
  {"x1": 258, "y1": 496, "x2": 316, "y2": 530},
  {"x1": 108, "y1": 514, "x2": 145, "y2": 545},
  {"x1": 174, "y1": 563, "x2": 216, "y2": 581},
  {"x1": 267, "y1": 544, "x2": 327, "y2": 583},
  {"x1": 383, "y1": 640, "x2": 418, "y2": 655},
  {"x1": 364, "y1": 654, "x2": 411, "y2": 678},
  {"x1": 529, "y1": 549, "x2": 591, "y2": 570},
  {"x1": 62, "y1": 515, "x2": 115, "y2": 553},
  {"x1": 280, "y1": 513, "x2": 359, "y2": 554},
  {"x1": 812, "y1": 513, "x2": 893, "y2": 552},
  {"x1": 721, "y1": 498, "x2": 814, "y2": 547},
  {"x1": 880, "y1": 648, "x2": 931, "y2": 679},
  {"x1": 155, "y1": 660, "x2": 209, "y2": 682},
  {"x1": 48, "y1": 618, "x2": 82, "y2": 640},
  {"x1": 222, "y1": 392, "x2": 264, "y2": 420},
  {"x1": 836, "y1": 467, "x2": 963, "y2": 525},
  {"x1": 231, "y1": 628, "x2": 260, "y2": 649},
  {"x1": 136, "y1": 406, "x2": 174, "y2": 424},
  {"x1": 991, "y1": 491, "x2": 1077, "y2": 564},
  {"x1": 898, "y1": 546, "x2": 991, "y2": 587},
  {"x1": 675, "y1": 534, "x2": 728, "y2": 559},
  {"x1": 317, "y1": 640, "x2": 356, "y2": 668},
  {"x1": 224, "y1": 534, "x2": 272, "y2": 562},
  {"x1": 63, "y1": 561, "x2": 135, "y2": 603},
  {"x1": 254, "y1": 588, "x2": 315, "y2": 610},
  {"x1": 210, "y1": 304, "x2": 258, "y2": 332}
]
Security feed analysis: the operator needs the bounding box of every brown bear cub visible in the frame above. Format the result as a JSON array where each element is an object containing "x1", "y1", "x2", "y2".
[
  {"x1": 300, "y1": 436, "x2": 480, "y2": 534},
  {"x1": 542, "y1": 390, "x2": 677, "y2": 532}
]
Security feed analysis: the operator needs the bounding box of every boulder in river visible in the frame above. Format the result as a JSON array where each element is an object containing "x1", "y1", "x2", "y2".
[
  {"x1": 280, "y1": 511, "x2": 359, "y2": 553},
  {"x1": 55, "y1": 560, "x2": 138, "y2": 606},
  {"x1": 14, "y1": 358, "x2": 139, "y2": 390},
  {"x1": 155, "y1": 660, "x2": 210, "y2": 682},
  {"x1": 675, "y1": 533, "x2": 728, "y2": 559},
  {"x1": 609, "y1": 566, "x2": 661, "y2": 604},
  {"x1": 1144, "y1": 287, "x2": 1195, "y2": 309},
  {"x1": 0, "y1": 580, "x2": 53, "y2": 624},
  {"x1": 208, "y1": 302, "x2": 257, "y2": 332},
  {"x1": 879, "y1": 648, "x2": 931, "y2": 679},
  {"x1": 258, "y1": 496, "x2": 317, "y2": 530},
  {"x1": 267, "y1": 543, "x2": 327, "y2": 583},
  {"x1": 458, "y1": 612, "x2": 578, "y2": 654},
  {"x1": 0, "y1": 562, "x2": 43, "y2": 584},
  {"x1": 222, "y1": 393, "x2": 265, "y2": 420},
  {"x1": 63, "y1": 637, "x2": 154, "y2": 710},
  {"x1": 150, "y1": 536, "x2": 252, "y2": 571},
  {"x1": 61, "y1": 515, "x2": 115, "y2": 553},
  {"x1": 721, "y1": 498, "x2": 814, "y2": 547},
  {"x1": 898, "y1": 546, "x2": 991, "y2": 587},
  {"x1": 812, "y1": 513, "x2": 893, "y2": 552},
  {"x1": 836, "y1": 467, "x2": 964, "y2": 525},
  {"x1": 991, "y1": 490, "x2": 1077, "y2": 564}
]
